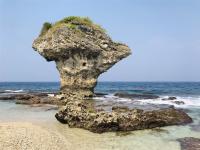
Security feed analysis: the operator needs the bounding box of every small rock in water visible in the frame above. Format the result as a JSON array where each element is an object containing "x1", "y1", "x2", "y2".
[
  {"x1": 177, "y1": 137, "x2": 200, "y2": 150},
  {"x1": 168, "y1": 97, "x2": 177, "y2": 100},
  {"x1": 162, "y1": 96, "x2": 177, "y2": 100},
  {"x1": 94, "y1": 93, "x2": 108, "y2": 97},
  {"x1": 172, "y1": 101, "x2": 185, "y2": 105},
  {"x1": 0, "y1": 95, "x2": 16, "y2": 100},
  {"x1": 114, "y1": 92, "x2": 159, "y2": 99},
  {"x1": 190, "y1": 121, "x2": 200, "y2": 132}
]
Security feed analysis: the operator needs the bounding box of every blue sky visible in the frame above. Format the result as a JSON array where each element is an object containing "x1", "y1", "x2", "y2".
[{"x1": 0, "y1": 0, "x2": 200, "y2": 81}]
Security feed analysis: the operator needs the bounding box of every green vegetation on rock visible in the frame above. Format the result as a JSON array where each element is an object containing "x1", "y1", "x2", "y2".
[
  {"x1": 55, "y1": 16, "x2": 105, "y2": 31},
  {"x1": 57, "y1": 16, "x2": 93, "y2": 25},
  {"x1": 39, "y1": 22, "x2": 52, "y2": 36},
  {"x1": 39, "y1": 16, "x2": 105, "y2": 36}
]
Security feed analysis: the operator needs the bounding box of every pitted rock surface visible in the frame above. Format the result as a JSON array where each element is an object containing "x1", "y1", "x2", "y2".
[
  {"x1": 33, "y1": 17, "x2": 193, "y2": 133},
  {"x1": 33, "y1": 17, "x2": 131, "y2": 97},
  {"x1": 55, "y1": 100, "x2": 192, "y2": 133}
]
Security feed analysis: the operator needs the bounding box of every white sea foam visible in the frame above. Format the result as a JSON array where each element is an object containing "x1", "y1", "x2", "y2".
[
  {"x1": 48, "y1": 94, "x2": 55, "y2": 97},
  {"x1": 94, "y1": 94, "x2": 200, "y2": 108},
  {"x1": 4, "y1": 89, "x2": 24, "y2": 93},
  {"x1": 134, "y1": 96, "x2": 200, "y2": 108},
  {"x1": 94, "y1": 94, "x2": 132, "y2": 102}
]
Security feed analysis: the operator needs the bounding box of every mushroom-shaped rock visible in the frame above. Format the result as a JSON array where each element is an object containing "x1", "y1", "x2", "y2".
[{"x1": 33, "y1": 17, "x2": 131, "y2": 97}]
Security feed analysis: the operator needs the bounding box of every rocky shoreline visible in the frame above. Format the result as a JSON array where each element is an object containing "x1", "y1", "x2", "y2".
[
  {"x1": 0, "y1": 92, "x2": 193, "y2": 133},
  {"x1": 55, "y1": 99, "x2": 192, "y2": 133}
]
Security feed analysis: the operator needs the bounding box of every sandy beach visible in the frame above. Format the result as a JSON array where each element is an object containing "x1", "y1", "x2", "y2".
[{"x1": 0, "y1": 122, "x2": 71, "y2": 150}]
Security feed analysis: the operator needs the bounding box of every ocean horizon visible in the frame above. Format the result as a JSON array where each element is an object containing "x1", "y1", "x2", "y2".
[{"x1": 1, "y1": 81, "x2": 200, "y2": 108}]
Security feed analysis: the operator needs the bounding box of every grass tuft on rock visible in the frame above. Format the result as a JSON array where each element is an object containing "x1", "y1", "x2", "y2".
[
  {"x1": 39, "y1": 16, "x2": 105, "y2": 36},
  {"x1": 58, "y1": 16, "x2": 93, "y2": 25},
  {"x1": 39, "y1": 22, "x2": 52, "y2": 36}
]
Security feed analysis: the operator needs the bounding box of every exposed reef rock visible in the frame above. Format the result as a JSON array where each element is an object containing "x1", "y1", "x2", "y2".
[
  {"x1": 0, "y1": 92, "x2": 64, "y2": 105},
  {"x1": 114, "y1": 92, "x2": 159, "y2": 99},
  {"x1": 32, "y1": 16, "x2": 131, "y2": 97},
  {"x1": 55, "y1": 100, "x2": 192, "y2": 133},
  {"x1": 162, "y1": 96, "x2": 177, "y2": 100},
  {"x1": 177, "y1": 137, "x2": 200, "y2": 150}
]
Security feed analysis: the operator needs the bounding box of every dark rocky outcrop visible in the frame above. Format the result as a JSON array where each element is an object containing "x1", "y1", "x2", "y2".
[
  {"x1": 0, "y1": 93, "x2": 64, "y2": 105},
  {"x1": 32, "y1": 17, "x2": 131, "y2": 97},
  {"x1": 162, "y1": 96, "x2": 177, "y2": 100},
  {"x1": 0, "y1": 92, "x2": 56, "y2": 100},
  {"x1": 15, "y1": 95, "x2": 64, "y2": 105},
  {"x1": 161, "y1": 96, "x2": 185, "y2": 105},
  {"x1": 55, "y1": 100, "x2": 192, "y2": 133},
  {"x1": 0, "y1": 95, "x2": 16, "y2": 100},
  {"x1": 94, "y1": 92, "x2": 107, "y2": 97},
  {"x1": 177, "y1": 137, "x2": 200, "y2": 150},
  {"x1": 114, "y1": 92, "x2": 159, "y2": 99},
  {"x1": 172, "y1": 101, "x2": 185, "y2": 105}
]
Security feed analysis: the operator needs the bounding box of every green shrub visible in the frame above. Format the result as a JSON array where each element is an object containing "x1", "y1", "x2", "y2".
[
  {"x1": 66, "y1": 23, "x2": 77, "y2": 29},
  {"x1": 39, "y1": 22, "x2": 52, "y2": 36},
  {"x1": 57, "y1": 16, "x2": 92, "y2": 25}
]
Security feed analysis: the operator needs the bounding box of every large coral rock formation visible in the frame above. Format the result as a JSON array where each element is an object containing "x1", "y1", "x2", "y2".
[
  {"x1": 32, "y1": 17, "x2": 131, "y2": 97},
  {"x1": 55, "y1": 100, "x2": 192, "y2": 133},
  {"x1": 33, "y1": 17, "x2": 192, "y2": 133}
]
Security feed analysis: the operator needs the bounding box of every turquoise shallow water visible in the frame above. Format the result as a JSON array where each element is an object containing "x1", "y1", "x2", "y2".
[
  {"x1": 0, "y1": 82, "x2": 200, "y2": 149},
  {"x1": 0, "y1": 100, "x2": 199, "y2": 150}
]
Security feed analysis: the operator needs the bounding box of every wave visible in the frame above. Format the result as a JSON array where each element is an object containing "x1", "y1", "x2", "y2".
[
  {"x1": 94, "y1": 94, "x2": 200, "y2": 108},
  {"x1": 94, "y1": 94, "x2": 132, "y2": 102},
  {"x1": 138, "y1": 97, "x2": 200, "y2": 108},
  {"x1": 4, "y1": 89, "x2": 24, "y2": 93}
]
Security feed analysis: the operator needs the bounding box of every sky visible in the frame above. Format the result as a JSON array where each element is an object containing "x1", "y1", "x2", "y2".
[{"x1": 0, "y1": 0, "x2": 200, "y2": 82}]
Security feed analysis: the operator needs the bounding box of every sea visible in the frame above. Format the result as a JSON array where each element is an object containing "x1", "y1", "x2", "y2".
[{"x1": 0, "y1": 82, "x2": 200, "y2": 150}]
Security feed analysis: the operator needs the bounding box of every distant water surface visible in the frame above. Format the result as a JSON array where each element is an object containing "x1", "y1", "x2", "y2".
[
  {"x1": 0, "y1": 82, "x2": 200, "y2": 96},
  {"x1": 1, "y1": 82, "x2": 200, "y2": 108}
]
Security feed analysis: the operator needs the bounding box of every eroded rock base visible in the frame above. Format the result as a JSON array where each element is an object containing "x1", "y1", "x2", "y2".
[{"x1": 55, "y1": 99, "x2": 193, "y2": 133}]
